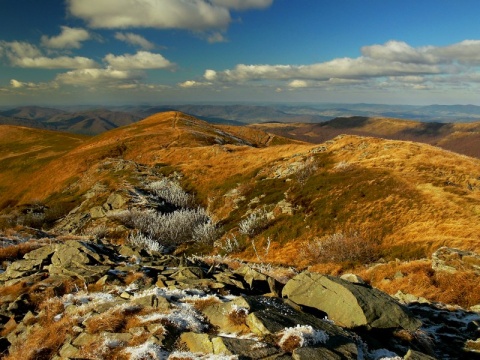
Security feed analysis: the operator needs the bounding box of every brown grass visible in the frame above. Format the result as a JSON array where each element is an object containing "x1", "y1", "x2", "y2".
[
  {"x1": 277, "y1": 334, "x2": 302, "y2": 353},
  {"x1": 0, "y1": 241, "x2": 42, "y2": 264},
  {"x1": 84, "y1": 308, "x2": 127, "y2": 334},
  {"x1": 183, "y1": 296, "x2": 221, "y2": 311},
  {"x1": 4, "y1": 315, "x2": 76, "y2": 360},
  {"x1": 358, "y1": 260, "x2": 480, "y2": 308}
]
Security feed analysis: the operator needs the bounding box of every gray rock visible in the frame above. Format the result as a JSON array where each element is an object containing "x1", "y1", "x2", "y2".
[
  {"x1": 103, "y1": 193, "x2": 126, "y2": 211},
  {"x1": 282, "y1": 271, "x2": 421, "y2": 330},
  {"x1": 432, "y1": 247, "x2": 480, "y2": 274},
  {"x1": 201, "y1": 296, "x2": 251, "y2": 335},
  {"x1": 90, "y1": 206, "x2": 106, "y2": 219},
  {"x1": 340, "y1": 273, "x2": 365, "y2": 284},
  {"x1": 403, "y1": 349, "x2": 438, "y2": 360},
  {"x1": 214, "y1": 336, "x2": 282, "y2": 359},
  {"x1": 293, "y1": 347, "x2": 342, "y2": 360}
]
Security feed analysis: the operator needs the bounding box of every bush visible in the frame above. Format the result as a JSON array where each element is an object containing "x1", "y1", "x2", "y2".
[
  {"x1": 115, "y1": 207, "x2": 214, "y2": 246},
  {"x1": 238, "y1": 208, "x2": 272, "y2": 237},
  {"x1": 303, "y1": 230, "x2": 382, "y2": 265},
  {"x1": 128, "y1": 232, "x2": 164, "y2": 253},
  {"x1": 148, "y1": 179, "x2": 194, "y2": 208}
]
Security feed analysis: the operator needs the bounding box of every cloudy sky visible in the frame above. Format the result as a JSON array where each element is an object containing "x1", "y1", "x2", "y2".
[{"x1": 2, "y1": 0, "x2": 480, "y2": 106}]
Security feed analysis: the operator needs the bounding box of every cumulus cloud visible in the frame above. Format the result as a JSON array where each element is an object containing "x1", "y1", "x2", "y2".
[
  {"x1": 210, "y1": 0, "x2": 273, "y2": 10},
  {"x1": 0, "y1": 40, "x2": 98, "y2": 69},
  {"x1": 55, "y1": 67, "x2": 143, "y2": 86},
  {"x1": 104, "y1": 51, "x2": 175, "y2": 70},
  {"x1": 68, "y1": 0, "x2": 231, "y2": 31},
  {"x1": 178, "y1": 80, "x2": 212, "y2": 88},
  {"x1": 41, "y1": 26, "x2": 90, "y2": 49},
  {"x1": 115, "y1": 32, "x2": 155, "y2": 50},
  {"x1": 182, "y1": 40, "x2": 480, "y2": 91}
]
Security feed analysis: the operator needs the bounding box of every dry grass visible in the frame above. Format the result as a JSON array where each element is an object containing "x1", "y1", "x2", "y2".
[
  {"x1": 85, "y1": 308, "x2": 128, "y2": 334},
  {"x1": 4, "y1": 315, "x2": 76, "y2": 360},
  {"x1": 0, "y1": 241, "x2": 43, "y2": 264},
  {"x1": 358, "y1": 260, "x2": 480, "y2": 308},
  {"x1": 183, "y1": 296, "x2": 221, "y2": 311}
]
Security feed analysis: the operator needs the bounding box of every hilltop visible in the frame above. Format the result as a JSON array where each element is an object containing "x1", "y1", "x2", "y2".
[{"x1": 250, "y1": 116, "x2": 480, "y2": 159}]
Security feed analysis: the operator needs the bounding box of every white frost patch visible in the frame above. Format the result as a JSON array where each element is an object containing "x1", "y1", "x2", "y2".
[
  {"x1": 168, "y1": 352, "x2": 238, "y2": 359},
  {"x1": 137, "y1": 304, "x2": 206, "y2": 332},
  {"x1": 124, "y1": 341, "x2": 168, "y2": 360},
  {"x1": 368, "y1": 348, "x2": 402, "y2": 360},
  {"x1": 277, "y1": 325, "x2": 329, "y2": 349}
]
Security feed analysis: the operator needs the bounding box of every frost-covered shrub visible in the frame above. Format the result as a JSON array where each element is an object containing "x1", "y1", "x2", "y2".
[
  {"x1": 128, "y1": 232, "x2": 164, "y2": 253},
  {"x1": 148, "y1": 178, "x2": 193, "y2": 208},
  {"x1": 295, "y1": 156, "x2": 318, "y2": 184},
  {"x1": 276, "y1": 325, "x2": 328, "y2": 353},
  {"x1": 238, "y1": 208, "x2": 271, "y2": 236},
  {"x1": 115, "y1": 207, "x2": 213, "y2": 246},
  {"x1": 192, "y1": 220, "x2": 219, "y2": 245}
]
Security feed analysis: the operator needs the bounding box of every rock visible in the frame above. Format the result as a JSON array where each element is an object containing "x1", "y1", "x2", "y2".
[
  {"x1": 234, "y1": 265, "x2": 271, "y2": 293},
  {"x1": 170, "y1": 267, "x2": 205, "y2": 281},
  {"x1": 201, "y1": 296, "x2": 251, "y2": 334},
  {"x1": 432, "y1": 247, "x2": 480, "y2": 274},
  {"x1": 293, "y1": 347, "x2": 342, "y2": 360},
  {"x1": 282, "y1": 271, "x2": 422, "y2": 330},
  {"x1": 213, "y1": 336, "x2": 281, "y2": 359},
  {"x1": 179, "y1": 332, "x2": 213, "y2": 354},
  {"x1": 103, "y1": 193, "x2": 126, "y2": 211},
  {"x1": 90, "y1": 206, "x2": 106, "y2": 219},
  {"x1": 340, "y1": 273, "x2": 365, "y2": 284},
  {"x1": 59, "y1": 342, "x2": 79, "y2": 358},
  {"x1": 394, "y1": 291, "x2": 430, "y2": 305},
  {"x1": 403, "y1": 349, "x2": 438, "y2": 360}
]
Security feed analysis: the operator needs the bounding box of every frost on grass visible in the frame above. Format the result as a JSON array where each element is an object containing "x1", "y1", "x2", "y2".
[
  {"x1": 168, "y1": 352, "x2": 239, "y2": 360},
  {"x1": 129, "y1": 231, "x2": 164, "y2": 253},
  {"x1": 148, "y1": 178, "x2": 194, "y2": 209},
  {"x1": 277, "y1": 325, "x2": 329, "y2": 353},
  {"x1": 368, "y1": 348, "x2": 402, "y2": 360},
  {"x1": 124, "y1": 341, "x2": 168, "y2": 360}
]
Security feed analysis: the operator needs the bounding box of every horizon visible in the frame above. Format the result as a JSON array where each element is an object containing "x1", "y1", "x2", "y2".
[{"x1": 2, "y1": 1, "x2": 480, "y2": 106}]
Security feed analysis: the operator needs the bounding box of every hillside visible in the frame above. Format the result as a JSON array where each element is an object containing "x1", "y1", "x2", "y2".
[
  {"x1": 250, "y1": 116, "x2": 480, "y2": 158},
  {"x1": 0, "y1": 111, "x2": 480, "y2": 306}
]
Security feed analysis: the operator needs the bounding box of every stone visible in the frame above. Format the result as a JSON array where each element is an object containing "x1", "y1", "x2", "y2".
[
  {"x1": 282, "y1": 271, "x2": 421, "y2": 331},
  {"x1": 214, "y1": 336, "x2": 282, "y2": 359},
  {"x1": 170, "y1": 267, "x2": 205, "y2": 281},
  {"x1": 403, "y1": 349, "x2": 438, "y2": 360},
  {"x1": 432, "y1": 247, "x2": 480, "y2": 274},
  {"x1": 179, "y1": 332, "x2": 214, "y2": 354},
  {"x1": 293, "y1": 347, "x2": 342, "y2": 360},
  {"x1": 72, "y1": 332, "x2": 98, "y2": 347},
  {"x1": 90, "y1": 206, "x2": 106, "y2": 219},
  {"x1": 59, "y1": 342, "x2": 79, "y2": 358},
  {"x1": 340, "y1": 273, "x2": 365, "y2": 284},
  {"x1": 234, "y1": 265, "x2": 270, "y2": 293},
  {"x1": 103, "y1": 193, "x2": 126, "y2": 211},
  {"x1": 201, "y1": 296, "x2": 251, "y2": 334}
]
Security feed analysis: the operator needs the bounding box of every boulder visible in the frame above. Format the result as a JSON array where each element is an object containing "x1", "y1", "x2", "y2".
[
  {"x1": 103, "y1": 193, "x2": 126, "y2": 211},
  {"x1": 213, "y1": 336, "x2": 282, "y2": 359},
  {"x1": 201, "y1": 296, "x2": 251, "y2": 334},
  {"x1": 179, "y1": 332, "x2": 213, "y2": 354},
  {"x1": 293, "y1": 347, "x2": 342, "y2": 360},
  {"x1": 282, "y1": 271, "x2": 421, "y2": 331},
  {"x1": 432, "y1": 247, "x2": 480, "y2": 274}
]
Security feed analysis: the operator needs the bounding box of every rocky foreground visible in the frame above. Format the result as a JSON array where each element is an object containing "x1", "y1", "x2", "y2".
[{"x1": 0, "y1": 240, "x2": 479, "y2": 359}]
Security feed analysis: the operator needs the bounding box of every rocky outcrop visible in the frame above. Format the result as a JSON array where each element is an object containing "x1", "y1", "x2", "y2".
[
  {"x1": 282, "y1": 271, "x2": 422, "y2": 331},
  {"x1": 432, "y1": 247, "x2": 480, "y2": 274},
  {"x1": 0, "y1": 241, "x2": 478, "y2": 359}
]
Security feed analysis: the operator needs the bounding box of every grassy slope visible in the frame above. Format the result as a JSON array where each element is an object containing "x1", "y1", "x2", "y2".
[
  {"x1": 250, "y1": 117, "x2": 480, "y2": 158},
  {"x1": 0, "y1": 126, "x2": 88, "y2": 207},
  {"x1": 2, "y1": 112, "x2": 479, "y2": 264}
]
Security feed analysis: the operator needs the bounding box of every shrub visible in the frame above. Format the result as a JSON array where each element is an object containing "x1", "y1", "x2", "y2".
[
  {"x1": 148, "y1": 178, "x2": 194, "y2": 208},
  {"x1": 303, "y1": 230, "x2": 382, "y2": 265},
  {"x1": 115, "y1": 207, "x2": 215, "y2": 247},
  {"x1": 238, "y1": 208, "x2": 272, "y2": 237},
  {"x1": 128, "y1": 232, "x2": 164, "y2": 253}
]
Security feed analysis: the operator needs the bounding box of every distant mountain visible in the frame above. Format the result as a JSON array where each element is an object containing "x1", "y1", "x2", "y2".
[
  {"x1": 250, "y1": 116, "x2": 480, "y2": 159},
  {"x1": 0, "y1": 107, "x2": 141, "y2": 135}
]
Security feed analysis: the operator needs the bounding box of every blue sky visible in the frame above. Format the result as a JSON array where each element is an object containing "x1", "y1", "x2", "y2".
[{"x1": 2, "y1": 0, "x2": 480, "y2": 106}]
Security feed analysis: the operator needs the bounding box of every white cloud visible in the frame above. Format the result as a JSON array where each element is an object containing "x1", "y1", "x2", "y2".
[
  {"x1": 115, "y1": 32, "x2": 155, "y2": 50},
  {"x1": 186, "y1": 40, "x2": 480, "y2": 91},
  {"x1": 288, "y1": 80, "x2": 308, "y2": 88},
  {"x1": 0, "y1": 40, "x2": 98, "y2": 69},
  {"x1": 206, "y1": 32, "x2": 228, "y2": 43},
  {"x1": 104, "y1": 51, "x2": 175, "y2": 70},
  {"x1": 178, "y1": 80, "x2": 211, "y2": 88},
  {"x1": 41, "y1": 26, "x2": 90, "y2": 49},
  {"x1": 210, "y1": 0, "x2": 273, "y2": 10},
  {"x1": 10, "y1": 79, "x2": 25, "y2": 88},
  {"x1": 55, "y1": 67, "x2": 143, "y2": 86},
  {"x1": 13, "y1": 56, "x2": 98, "y2": 69},
  {"x1": 67, "y1": 0, "x2": 231, "y2": 31}
]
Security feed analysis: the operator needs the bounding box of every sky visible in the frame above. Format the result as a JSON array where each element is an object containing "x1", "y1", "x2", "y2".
[{"x1": 2, "y1": 0, "x2": 480, "y2": 106}]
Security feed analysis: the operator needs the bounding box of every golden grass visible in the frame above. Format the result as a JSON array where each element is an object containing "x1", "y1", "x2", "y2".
[
  {"x1": 4, "y1": 315, "x2": 76, "y2": 360},
  {"x1": 357, "y1": 260, "x2": 480, "y2": 308}
]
